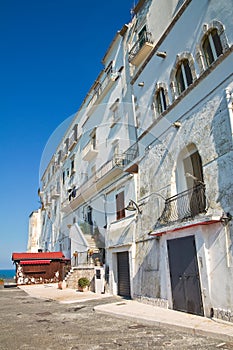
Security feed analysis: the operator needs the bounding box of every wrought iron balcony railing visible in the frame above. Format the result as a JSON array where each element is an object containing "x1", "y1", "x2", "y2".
[
  {"x1": 122, "y1": 142, "x2": 139, "y2": 167},
  {"x1": 129, "y1": 31, "x2": 153, "y2": 64},
  {"x1": 158, "y1": 184, "x2": 206, "y2": 225}
]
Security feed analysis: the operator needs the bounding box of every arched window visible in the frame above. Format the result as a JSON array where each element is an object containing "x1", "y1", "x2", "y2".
[
  {"x1": 175, "y1": 59, "x2": 193, "y2": 95},
  {"x1": 155, "y1": 87, "x2": 167, "y2": 114},
  {"x1": 202, "y1": 29, "x2": 223, "y2": 67},
  {"x1": 196, "y1": 20, "x2": 229, "y2": 74},
  {"x1": 176, "y1": 144, "x2": 204, "y2": 194},
  {"x1": 159, "y1": 145, "x2": 206, "y2": 224}
]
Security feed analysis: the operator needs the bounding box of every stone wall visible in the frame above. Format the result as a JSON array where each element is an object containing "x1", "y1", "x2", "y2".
[
  {"x1": 66, "y1": 266, "x2": 95, "y2": 291},
  {"x1": 135, "y1": 295, "x2": 168, "y2": 309},
  {"x1": 213, "y1": 308, "x2": 233, "y2": 323}
]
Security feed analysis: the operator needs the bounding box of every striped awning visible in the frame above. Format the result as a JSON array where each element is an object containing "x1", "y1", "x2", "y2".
[{"x1": 20, "y1": 260, "x2": 51, "y2": 265}]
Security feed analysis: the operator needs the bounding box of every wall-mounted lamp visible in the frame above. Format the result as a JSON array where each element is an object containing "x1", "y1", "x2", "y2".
[
  {"x1": 138, "y1": 82, "x2": 144, "y2": 87},
  {"x1": 173, "y1": 121, "x2": 182, "y2": 128},
  {"x1": 220, "y1": 212, "x2": 232, "y2": 224},
  {"x1": 156, "y1": 51, "x2": 167, "y2": 59},
  {"x1": 126, "y1": 192, "x2": 166, "y2": 216},
  {"x1": 125, "y1": 199, "x2": 142, "y2": 214}
]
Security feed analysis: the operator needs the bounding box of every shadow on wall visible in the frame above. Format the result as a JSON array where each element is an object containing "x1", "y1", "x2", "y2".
[{"x1": 133, "y1": 237, "x2": 161, "y2": 300}]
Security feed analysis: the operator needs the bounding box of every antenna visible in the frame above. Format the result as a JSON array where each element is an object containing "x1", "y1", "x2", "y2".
[{"x1": 130, "y1": 0, "x2": 136, "y2": 18}]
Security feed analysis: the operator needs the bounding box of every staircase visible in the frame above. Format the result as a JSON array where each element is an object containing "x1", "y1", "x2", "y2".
[
  {"x1": 65, "y1": 266, "x2": 95, "y2": 290},
  {"x1": 84, "y1": 234, "x2": 99, "y2": 252}
]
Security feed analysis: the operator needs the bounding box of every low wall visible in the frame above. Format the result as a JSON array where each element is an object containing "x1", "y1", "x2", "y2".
[{"x1": 66, "y1": 266, "x2": 95, "y2": 291}]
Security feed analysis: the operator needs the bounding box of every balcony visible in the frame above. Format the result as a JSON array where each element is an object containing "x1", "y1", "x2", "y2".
[
  {"x1": 61, "y1": 157, "x2": 124, "y2": 213},
  {"x1": 129, "y1": 31, "x2": 154, "y2": 66},
  {"x1": 87, "y1": 70, "x2": 119, "y2": 112},
  {"x1": 68, "y1": 130, "x2": 77, "y2": 151},
  {"x1": 51, "y1": 187, "x2": 60, "y2": 199},
  {"x1": 122, "y1": 142, "x2": 139, "y2": 173},
  {"x1": 60, "y1": 144, "x2": 69, "y2": 162},
  {"x1": 82, "y1": 141, "x2": 98, "y2": 161},
  {"x1": 158, "y1": 184, "x2": 207, "y2": 225}
]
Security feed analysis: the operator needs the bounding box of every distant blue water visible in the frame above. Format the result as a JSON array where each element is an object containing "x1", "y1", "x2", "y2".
[{"x1": 0, "y1": 269, "x2": 15, "y2": 280}]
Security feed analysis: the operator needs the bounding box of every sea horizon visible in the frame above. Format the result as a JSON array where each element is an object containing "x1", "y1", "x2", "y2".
[{"x1": 0, "y1": 269, "x2": 15, "y2": 280}]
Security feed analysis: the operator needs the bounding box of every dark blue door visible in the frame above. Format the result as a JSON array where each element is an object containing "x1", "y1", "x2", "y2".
[{"x1": 167, "y1": 236, "x2": 203, "y2": 316}]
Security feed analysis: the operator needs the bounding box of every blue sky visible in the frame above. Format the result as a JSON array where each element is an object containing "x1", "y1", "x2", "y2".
[{"x1": 0, "y1": 0, "x2": 133, "y2": 269}]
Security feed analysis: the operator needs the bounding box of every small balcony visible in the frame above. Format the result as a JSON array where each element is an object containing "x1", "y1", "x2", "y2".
[
  {"x1": 60, "y1": 144, "x2": 69, "y2": 162},
  {"x1": 61, "y1": 157, "x2": 124, "y2": 213},
  {"x1": 129, "y1": 31, "x2": 154, "y2": 66},
  {"x1": 158, "y1": 184, "x2": 207, "y2": 225},
  {"x1": 51, "y1": 188, "x2": 60, "y2": 199},
  {"x1": 87, "y1": 70, "x2": 119, "y2": 112},
  {"x1": 82, "y1": 141, "x2": 98, "y2": 161},
  {"x1": 122, "y1": 142, "x2": 139, "y2": 173},
  {"x1": 68, "y1": 130, "x2": 77, "y2": 151}
]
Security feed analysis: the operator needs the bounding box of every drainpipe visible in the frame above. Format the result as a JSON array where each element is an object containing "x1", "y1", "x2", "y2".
[{"x1": 226, "y1": 88, "x2": 233, "y2": 145}]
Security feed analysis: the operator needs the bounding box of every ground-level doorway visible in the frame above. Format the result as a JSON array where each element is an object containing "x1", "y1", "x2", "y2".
[
  {"x1": 167, "y1": 235, "x2": 203, "y2": 316},
  {"x1": 117, "y1": 251, "x2": 131, "y2": 298}
]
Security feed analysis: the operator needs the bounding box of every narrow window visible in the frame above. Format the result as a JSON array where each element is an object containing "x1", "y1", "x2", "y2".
[
  {"x1": 110, "y1": 98, "x2": 120, "y2": 126},
  {"x1": 71, "y1": 158, "x2": 75, "y2": 175},
  {"x1": 87, "y1": 206, "x2": 93, "y2": 235},
  {"x1": 90, "y1": 129, "x2": 96, "y2": 149},
  {"x1": 202, "y1": 29, "x2": 223, "y2": 67},
  {"x1": 176, "y1": 59, "x2": 193, "y2": 95},
  {"x1": 183, "y1": 151, "x2": 205, "y2": 216},
  {"x1": 116, "y1": 191, "x2": 125, "y2": 220},
  {"x1": 112, "y1": 105, "x2": 119, "y2": 123},
  {"x1": 183, "y1": 151, "x2": 204, "y2": 190},
  {"x1": 62, "y1": 171, "x2": 65, "y2": 185},
  {"x1": 138, "y1": 26, "x2": 147, "y2": 48},
  {"x1": 156, "y1": 88, "x2": 167, "y2": 114}
]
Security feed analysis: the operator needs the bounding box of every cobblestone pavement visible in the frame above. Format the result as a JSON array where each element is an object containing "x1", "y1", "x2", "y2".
[{"x1": 0, "y1": 288, "x2": 233, "y2": 350}]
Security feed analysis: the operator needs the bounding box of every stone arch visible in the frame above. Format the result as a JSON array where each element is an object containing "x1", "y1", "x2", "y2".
[{"x1": 175, "y1": 143, "x2": 204, "y2": 195}]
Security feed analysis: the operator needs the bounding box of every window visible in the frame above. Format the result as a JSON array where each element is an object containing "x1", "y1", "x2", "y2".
[
  {"x1": 110, "y1": 99, "x2": 120, "y2": 126},
  {"x1": 112, "y1": 139, "x2": 120, "y2": 163},
  {"x1": 71, "y1": 158, "x2": 75, "y2": 175},
  {"x1": 183, "y1": 151, "x2": 205, "y2": 217},
  {"x1": 116, "y1": 191, "x2": 125, "y2": 220},
  {"x1": 90, "y1": 129, "x2": 96, "y2": 149},
  {"x1": 87, "y1": 206, "x2": 93, "y2": 235},
  {"x1": 62, "y1": 171, "x2": 65, "y2": 185},
  {"x1": 170, "y1": 52, "x2": 196, "y2": 100},
  {"x1": 183, "y1": 151, "x2": 204, "y2": 190},
  {"x1": 155, "y1": 88, "x2": 167, "y2": 114},
  {"x1": 105, "y1": 61, "x2": 113, "y2": 77},
  {"x1": 202, "y1": 29, "x2": 223, "y2": 67},
  {"x1": 138, "y1": 26, "x2": 147, "y2": 48},
  {"x1": 176, "y1": 59, "x2": 193, "y2": 95}
]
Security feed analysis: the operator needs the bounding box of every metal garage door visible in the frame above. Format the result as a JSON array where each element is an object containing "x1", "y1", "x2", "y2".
[
  {"x1": 167, "y1": 235, "x2": 203, "y2": 316},
  {"x1": 117, "y1": 251, "x2": 131, "y2": 298}
]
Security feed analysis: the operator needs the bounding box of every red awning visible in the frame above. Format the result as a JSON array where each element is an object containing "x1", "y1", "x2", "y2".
[
  {"x1": 12, "y1": 252, "x2": 65, "y2": 262},
  {"x1": 20, "y1": 260, "x2": 51, "y2": 265}
]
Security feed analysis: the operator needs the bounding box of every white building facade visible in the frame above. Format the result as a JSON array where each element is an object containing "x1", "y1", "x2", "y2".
[{"x1": 30, "y1": 0, "x2": 233, "y2": 321}]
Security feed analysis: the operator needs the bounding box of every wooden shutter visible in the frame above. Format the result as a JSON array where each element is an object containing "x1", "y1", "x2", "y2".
[{"x1": 116, "y1": 191, "x2": 125, "y2": 220}]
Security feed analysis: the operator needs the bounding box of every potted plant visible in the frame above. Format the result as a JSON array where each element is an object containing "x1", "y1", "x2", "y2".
[
  {"x1": 78, "y1": 277, "x2": 90, "y2": 292},
  {"x1": 0, "y1": 278, "x2": 4, "y2": 289}
]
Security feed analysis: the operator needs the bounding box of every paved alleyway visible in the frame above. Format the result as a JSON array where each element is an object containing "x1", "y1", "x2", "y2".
[{"x1": 0, "y1": 288, "x2": 233, "y2": 350}]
